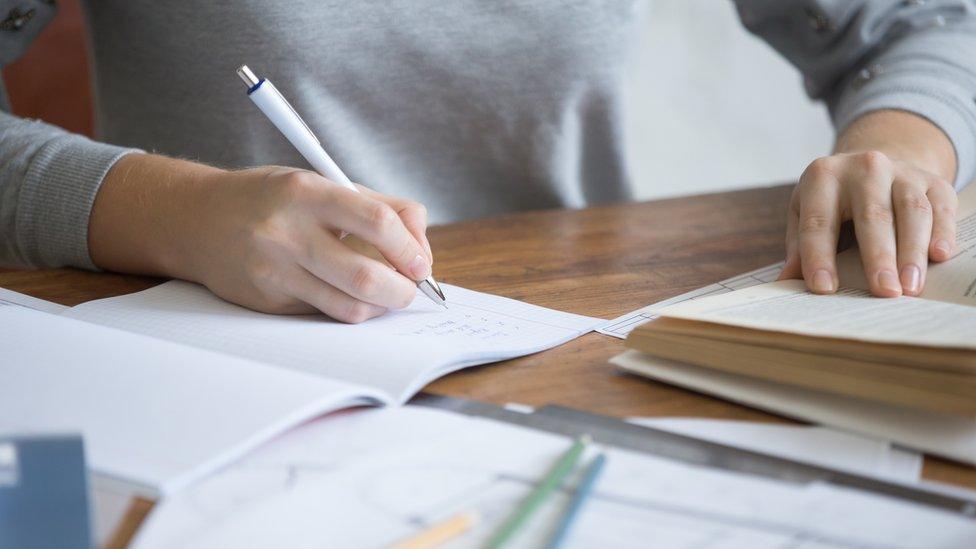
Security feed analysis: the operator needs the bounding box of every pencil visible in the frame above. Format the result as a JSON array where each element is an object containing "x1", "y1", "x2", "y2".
[
  {"x1": 545, "y1": 453, "x2": 606, "y2": 549},
  {"x1": 391, "y1": 511, "x2": 479, "y2": 549},
  {"x1": 487, "y1": 435, "x2": 591, "y2": 549}
]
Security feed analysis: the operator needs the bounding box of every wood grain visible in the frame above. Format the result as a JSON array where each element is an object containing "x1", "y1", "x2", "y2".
[{"x1": 3, "y1": 184, "x2": 974, "y2": 546}]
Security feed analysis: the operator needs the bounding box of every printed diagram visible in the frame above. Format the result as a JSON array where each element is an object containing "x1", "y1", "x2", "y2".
[{"x1": 153, "y1": 442, "x2": 928, "y2": 549}]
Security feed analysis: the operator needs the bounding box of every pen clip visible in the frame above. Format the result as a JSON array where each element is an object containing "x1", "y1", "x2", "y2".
[{"x1": 266, "y1": 81, "x2": 320, "y2": 145}]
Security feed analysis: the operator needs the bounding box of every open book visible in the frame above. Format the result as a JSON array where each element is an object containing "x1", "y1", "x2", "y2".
[
  {"x1": 0, "y1": 283, "x2": 597, "y2": 495},
  {"x1": 624, "y1": 184, "x2": 976, "y2": 417}
]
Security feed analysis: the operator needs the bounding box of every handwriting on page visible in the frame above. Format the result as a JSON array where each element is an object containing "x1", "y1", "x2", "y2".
[{"x1": 397, "y1": 313, "x2": 521, "y2": 339}]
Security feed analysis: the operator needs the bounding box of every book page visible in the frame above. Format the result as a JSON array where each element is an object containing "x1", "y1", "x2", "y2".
[
  {"x1": 838, "y1": 182, "x2": 976, "y2": 306},
  {"x1": 63, "y1": 282, "x2": 599, "y2": 403},
  {"x1": 0, "y1": 306, "x2": 383, "y2": 495},
  {"x1": 657, "y1": 279, "x2": 976, "y2": 349}
]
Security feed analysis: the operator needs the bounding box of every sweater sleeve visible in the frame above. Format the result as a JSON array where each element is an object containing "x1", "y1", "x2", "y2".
[
  {"x1": 0, "y1": 0, "x2": 139, "y2": 269},
  {"x1": 734, "y1": 0, "x2": 976, "y2": 190},
  {"x1": 0, "y1": 109, "x2": 137, "y2": 269}
]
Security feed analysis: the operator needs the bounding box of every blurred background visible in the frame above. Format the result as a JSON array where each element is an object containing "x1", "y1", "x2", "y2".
[{"x1": 3, "y1": 0, "x2": 834, "y2": 203}]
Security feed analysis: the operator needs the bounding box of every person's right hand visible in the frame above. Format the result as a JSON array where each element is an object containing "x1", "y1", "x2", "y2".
[{"x1": 89, "y1": 155, "x2": 433, "y2": 323}]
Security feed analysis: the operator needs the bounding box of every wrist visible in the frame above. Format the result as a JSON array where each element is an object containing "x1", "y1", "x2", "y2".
[{"x1": 834, "y1": 110, "x2": 957, "y2": 182}]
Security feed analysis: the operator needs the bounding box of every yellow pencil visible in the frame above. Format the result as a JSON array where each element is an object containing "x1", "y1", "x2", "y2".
[{"x1": 391, "y1": 511, "x2": 480, "y2": 549}]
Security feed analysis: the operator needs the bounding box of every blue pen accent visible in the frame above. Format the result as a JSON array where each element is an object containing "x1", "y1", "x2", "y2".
[
  {"x1": 545, "y1": 453, "x2": 606, "y2": 549},
  {"x1": 246, "y1": 78, "x2": 265, "y2": 95}
]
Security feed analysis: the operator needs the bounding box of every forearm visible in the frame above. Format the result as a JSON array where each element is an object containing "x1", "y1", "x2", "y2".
[
  {"x1": 834, "y1": 110, "x2": 957, "y2": 184},
  {"x1": 88, "y1": 154, "x2": 223, "y2": 281}
]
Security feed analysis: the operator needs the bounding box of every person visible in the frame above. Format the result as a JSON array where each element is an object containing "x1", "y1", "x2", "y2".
[{"x1": 1, "y1": 1, "x2": 973, "y2": 323}]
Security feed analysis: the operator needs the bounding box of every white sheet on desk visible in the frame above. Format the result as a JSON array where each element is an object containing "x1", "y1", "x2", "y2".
[
  {"x1": 91, "y1": 477, "x2": 139, "y2": 546},
  {"x1": 597, "y1": 262, "x2": 783, "y2": 338},
  {"x1": 629, "y1": 417, "x2": 922, "y2": 482},
  {"x1": 133, "y1": 406, "x2": 975, "y2": 549}
]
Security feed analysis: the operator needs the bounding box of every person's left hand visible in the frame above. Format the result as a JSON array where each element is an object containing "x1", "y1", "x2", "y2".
[
  {"x1": 779, "y1": 110, "x2": 960, "y2": 298},
  {"x1": 779, "y1": 150, "x2": 957, "y2": 297}
]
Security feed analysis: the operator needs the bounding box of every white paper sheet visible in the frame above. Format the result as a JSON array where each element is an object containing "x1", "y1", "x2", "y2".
[
  {"x1": 0, "y1": 306, "x2": 383, "y2": 495},
  {"x1": 597, "y1": 262, "x2": 784, "y2": 339},
  {"x1": 134, "y1": 407, "x2": 976, "y2": 549},
  {"x1": 628, "y1": 417, "x2": 922, "y2": 481},
  {"x1": 612, "y1": 350, "x2": 976, "y2": 466},
  {"x1": 63, "y1": 281, "x2": 600, "y2": 402}
]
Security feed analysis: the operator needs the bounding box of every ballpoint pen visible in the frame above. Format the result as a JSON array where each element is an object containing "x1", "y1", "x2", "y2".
[{"x1": 235, "y1": 65, "x2": 447, "y2": 308}]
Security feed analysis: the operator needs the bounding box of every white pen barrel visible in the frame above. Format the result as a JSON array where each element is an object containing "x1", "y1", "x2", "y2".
[{"x1": 248, "y1": 80, "x2": 356, "y2": 189}]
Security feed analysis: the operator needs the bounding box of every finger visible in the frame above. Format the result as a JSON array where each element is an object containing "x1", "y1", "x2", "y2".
[
  {"x1": 891, "y1": 178, "x2": 932, "y2": 296},
  {"x1": 285, "y1": 266, "x2": 387, "y2": 324},
  {"x1": 926, "y1": 179, "x2": 958, "y2": 262},
  {"x1": 358, "y1": 185, "x2": 433, "y2": 263},
  {"x1": 777, "y1": 194, "x2": 802, "y2": 281},
  {"x1": 796, "y1": 170, "x2": 841, "y2": 294},
  {"x1": 321, "y1": 187, "x2": 432, "y2": 282},
  {"x1": 848, "y1": 153, "x2": 901, "y2": 297},
  {"x1": 300, "y1": 229, "x2": 418, "y2": 310}
]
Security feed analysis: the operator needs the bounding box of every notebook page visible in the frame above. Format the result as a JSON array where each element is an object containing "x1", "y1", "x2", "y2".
[
  {"x1": 0, "y1": 306, "x2": 383, "y2": 495},
  {"x1": 63, "y1": 282, "x2": 600, "y2": 402},
  {"x1": 657, "y1": 279, "x2": 976, "y2": 349}
]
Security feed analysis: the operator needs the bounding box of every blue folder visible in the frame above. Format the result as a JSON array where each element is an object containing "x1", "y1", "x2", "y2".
[{"x1": 0, "y1": 435, "x2": 92, "y2": 549}]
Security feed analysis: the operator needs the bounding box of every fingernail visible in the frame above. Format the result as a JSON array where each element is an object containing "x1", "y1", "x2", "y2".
[
  {"x1": 900, "y1": 264, "x2": 921, "y2": 295},
  {"x1": 811, "y1": 269, "x2": 834, "y2": 293},
  {"x1": 877, "y1": 270, "x2": 901, "y2": 295},
  {"x1": 934, "y1": 239, "x2": 951, "y2": 258},
  {"x1": 409, "y1": 254, "x2": 431, "y2": 280}
]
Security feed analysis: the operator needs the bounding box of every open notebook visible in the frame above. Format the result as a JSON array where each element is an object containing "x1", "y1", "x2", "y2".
[
  {"x1": 0, "y1": 284, "x2": 598, "y2": 495},
  {"x1": 61, "y1": 282, "x2": 599, "y2": 402}
]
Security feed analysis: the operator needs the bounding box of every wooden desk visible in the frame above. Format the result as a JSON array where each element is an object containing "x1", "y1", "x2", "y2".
[{"x1": 3, "y1": 184, "x2": 974, "y2": 546}]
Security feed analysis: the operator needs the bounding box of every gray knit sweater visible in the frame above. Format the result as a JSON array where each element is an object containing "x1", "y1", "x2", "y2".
[{"x1": 1, "y1": 0, "x2": 975, "y2": 269}]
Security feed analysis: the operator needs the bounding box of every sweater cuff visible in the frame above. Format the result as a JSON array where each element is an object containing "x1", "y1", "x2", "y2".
[
  {"x1": 15, "y1": 136, "x2": 139, "y2": 269},
  {"x1": 832, "y1": 66, "x2": 976, "y2": 191}
]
